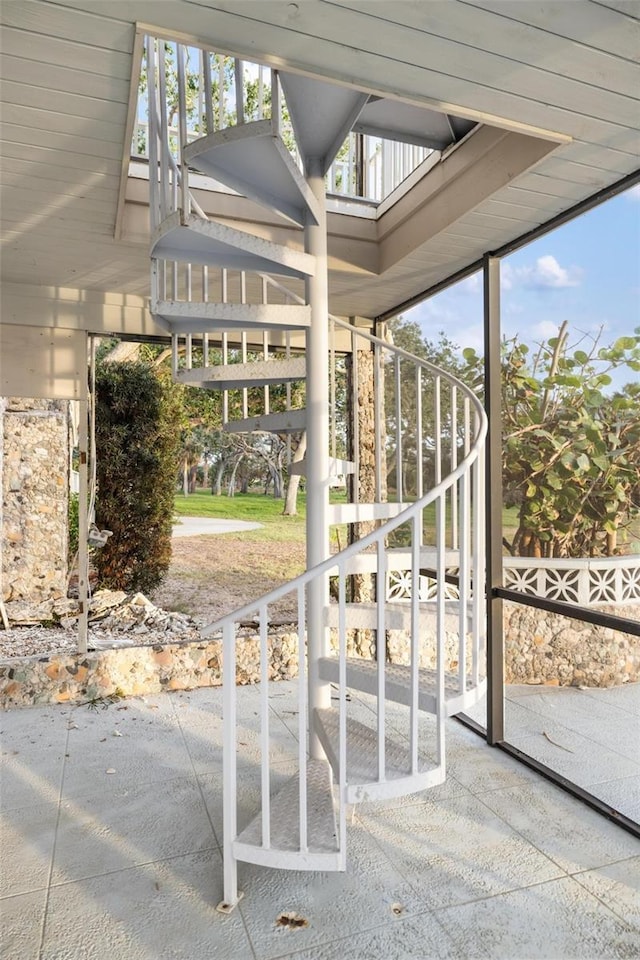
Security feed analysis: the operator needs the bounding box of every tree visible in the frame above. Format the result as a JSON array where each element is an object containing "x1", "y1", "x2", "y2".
[
  {"x1": 385, "y1": 319, "x2": 465, "y2": 497},
  {"x1": 462, "y1": 323, "x2": 640, "y2": 558},
  {"x1": 94, "y1": 362, "x2": 182, "y2": 592}
]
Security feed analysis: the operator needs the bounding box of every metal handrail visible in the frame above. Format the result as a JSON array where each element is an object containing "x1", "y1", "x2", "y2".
[{"x1": 201, "y1": 322, "x2": 486, "y2": 634}]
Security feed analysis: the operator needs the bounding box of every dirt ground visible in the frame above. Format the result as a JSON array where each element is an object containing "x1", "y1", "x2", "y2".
[{"x1": 149, "y1": 534, "x2": 307, "y2": 627}]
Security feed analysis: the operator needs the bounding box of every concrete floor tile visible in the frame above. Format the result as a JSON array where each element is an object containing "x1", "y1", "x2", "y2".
[
  {"x1": 179, "y1": 700, "x2": 299, "y2": 774},
  {"x1": 0, "y1": 889, "x2": 46, "y2": 960},
  {"x1": 434, "y1": 875, "x2": 640, "y2": 959},
  {"x1": 501, "y1": 726, "x2": 638, "y2": 788},
  {"x1": 41, "y1": 851, "x2": 253, "y2": 960},
  {"x1": 445, "y1": 735, "x2": 540, "y2": 795},
  {"x1": 1, "y1": 801, "x2": 58, "y2": 897},
  {"x1": 359, "y1": 792, "x2": 563, "y2": 910},
  {"x1": 1, "y1": 709, "x2": 67, "y2": 809},
  {"x1": 52, "y1": 776, "x2": 216, "y2": 885},
  {"x1": 568, "y1": 716, "x2": 640, "y2": 764},
  {"x1": 578, "y1": 685, "x2": 640, "y2": 717},
  {"x1": 3, "y1": 684, "x2": 639, "y2": 960},
  {"x1": 267, "y1": 911, "x2": 462, "y2": 960},
  {"x1": 60, "y1": 706, "x2": 193, "y2": 798},
  {"x1": 480, "y1": 780, "x2": 640, "y2": 873},
  {"x1": 588, "y1": 776, "x2": 640, "y2": 823},
  {"x1": 237, "y1": 824, "x2": 426, "y2": 960},
  {"x1": 573, "y1": 856, "x2": 640, "y2": 930}
]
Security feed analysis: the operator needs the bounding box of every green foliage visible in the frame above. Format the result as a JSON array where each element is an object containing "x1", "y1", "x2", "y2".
[
  {"x1": 68, "y1": 492, "x2": 79, "y2": 561},
  {"x1": 462, "y1": 323, "x2": 640, "y2": 558},
  {"x1": 94, "y1": 362, "x2": 182, "y2": 592}
]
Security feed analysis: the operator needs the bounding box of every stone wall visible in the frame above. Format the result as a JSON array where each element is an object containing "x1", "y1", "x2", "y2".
[
  {"x1": 0, "y1": 631, "x2": 299, "y2": 708},
  {"x1": 504, "y1": 601, "x2": 640, "y2": 687},
  {"x1": 1, "y1": 398, "x2": 69, "y2": 603}
]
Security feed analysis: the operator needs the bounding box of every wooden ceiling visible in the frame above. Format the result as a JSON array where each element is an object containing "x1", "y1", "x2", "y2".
[{"x1": 1, "y1": 0, "x2": 638, "y2": 328}]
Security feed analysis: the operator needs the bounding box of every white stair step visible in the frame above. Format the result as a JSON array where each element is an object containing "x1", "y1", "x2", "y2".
[
  {"x1": 323, "y1": 601, "x2": 468, "y2": 632},
  {"x1": 183, "y1": 120, "x2": 320, "y2": 227},
  {"x1": 154, "y1": 301, "x2": 310, "y2": 334},
  {"x1": 177, "y1": 357, "x2": 306, "y2": 390},
  {"x1": 341, "y1": 545, "x2": 461, "y2": 577},
  {"x1": 289, "y1": 457, "x2": 355, "y2": 478},
  {"x1": 279, "y1": 72, "x2": 369, "y2": 175},
  {"x1": 313, "y1": 708, "x2": 443, "y2": 804},
  {"x1": 324, "y1": 601, "x2": 423, "y2": 631},
  {"x1": 151, "y1": 212, "x2": 315, "y2": 280},
  {"x1": 233, "y1": 758, "x2": 342, "y2": 871},
  {"x1": 328, "y1": 501, "x2": 408, "y2": 525},
  {"x1": 353, "y1": 98, "x2": 475, "y2": 150},
  {"x1": 318, "y1": 656, "x2": 486, "y2": 717},
  {"x1": 224, "y1": 408, "x2": 306, "y2": 434}
]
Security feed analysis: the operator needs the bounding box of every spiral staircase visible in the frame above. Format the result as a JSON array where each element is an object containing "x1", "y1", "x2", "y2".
[{"x1": 146, "y1": 39, "x2": 487, "y2": 912}]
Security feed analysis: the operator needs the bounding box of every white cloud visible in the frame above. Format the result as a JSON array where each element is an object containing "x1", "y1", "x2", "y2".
[
  {"x1": 518, "y1": 254, "x2": 582, "y2": 290},
  {"x1": 533, "y1": 319, "x2": 560, "y2": 339},
  {"x1": 627, "y1": 184, "x2": 640, "y2": 201}
]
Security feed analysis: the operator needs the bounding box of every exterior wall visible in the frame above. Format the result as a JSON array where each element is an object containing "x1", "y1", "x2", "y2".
[{"x1": 1, "y1": 398, "x2": 69, "y2": 603}]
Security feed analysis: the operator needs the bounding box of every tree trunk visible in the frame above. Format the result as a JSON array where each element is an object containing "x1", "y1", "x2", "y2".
[
  {"x1": 182, "y1": 459, "x2": 189, "y2": 496},
  {"x1": 188, "y1": 464, "x2": 198, "y2": 493},
  {"x1": 283, "y1": 432, "x2": 307, "y2": 516},
  {"x1": 212, "y1": 460, "x2": 225, "y2": 495},
  {"x1": 227, "y1": 454, "x2": 243, "y2": 497},
  {"x1": 272, "y1": 463, "x2": 283, "y2": 499}
]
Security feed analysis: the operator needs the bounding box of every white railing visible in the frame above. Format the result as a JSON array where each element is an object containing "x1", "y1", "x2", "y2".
[
  {"x1": 200, "y1": 317, "x2": 487, "y2": 905},
  {"x1": 139, "y1": 36, "x2": 430, "y2": 204}
]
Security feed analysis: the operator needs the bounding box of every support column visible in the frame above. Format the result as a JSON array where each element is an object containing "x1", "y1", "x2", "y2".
[
  {"x1": 305, "y1": 159, "x2": 331, "y2": 757},
  {"x1": 77, "y1": 392, "x2": 89, "y2": 656},
  {"x1": 483, "y1": 255, "x2": 504, "y2": 744}
]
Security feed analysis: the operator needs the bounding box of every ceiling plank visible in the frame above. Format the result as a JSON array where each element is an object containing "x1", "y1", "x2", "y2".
[
  {"x1": 0, "y1": 26, "x2": 133, "y2": 79},
  {"x1": 0, "y1": 54, "x2": 131, "y2": 103},
  {"x1": 0, "y1": 0, "x2": 135, "y2": 51}
]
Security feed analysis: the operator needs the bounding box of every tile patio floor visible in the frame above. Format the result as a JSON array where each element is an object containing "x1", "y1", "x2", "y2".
[
  {"x1": 467, "y1": 683, "x2": 640, "y2": 825},
  {"x1": 1, "y1": 681, "x2": 639, "y2": 960}
]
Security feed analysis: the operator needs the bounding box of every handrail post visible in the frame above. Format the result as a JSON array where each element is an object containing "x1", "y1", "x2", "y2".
[
  {"x1": 484, "y1": 254, "x2": 504, "y2": 745},
  {"x1": 305, "y1": 157, "x2": 331, "y2": 759}
]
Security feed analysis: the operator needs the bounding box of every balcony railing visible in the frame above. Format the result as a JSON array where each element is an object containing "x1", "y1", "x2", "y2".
[{"x1": 133, "y1": 38, "x2": 432, "y2": 203}]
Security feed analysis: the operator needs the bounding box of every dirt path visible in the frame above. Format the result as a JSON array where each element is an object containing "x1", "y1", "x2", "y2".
[{"x1": 149, "y1": 535, "x2": 307, "y2": 626}]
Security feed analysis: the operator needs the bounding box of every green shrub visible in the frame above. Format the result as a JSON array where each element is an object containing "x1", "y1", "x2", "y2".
[{"x1": 94, "y1": 362, "x2": 182, "y2": 592}]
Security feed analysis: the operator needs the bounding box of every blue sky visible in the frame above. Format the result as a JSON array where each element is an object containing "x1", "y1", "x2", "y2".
[{"x1": 406, "y1": 184, "x2": 640, "y2": 373}]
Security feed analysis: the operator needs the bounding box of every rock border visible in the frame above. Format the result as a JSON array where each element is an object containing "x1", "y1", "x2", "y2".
[{"x1": 0, "y1": 631, "x2": 299, "y2": 708}]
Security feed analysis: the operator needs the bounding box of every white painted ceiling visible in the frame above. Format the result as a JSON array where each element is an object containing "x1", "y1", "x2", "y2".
[{"x1": 1, "y1": 0, "x2": 638, "y2": 325}]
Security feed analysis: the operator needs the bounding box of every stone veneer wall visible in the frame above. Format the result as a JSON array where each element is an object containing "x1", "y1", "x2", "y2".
[
  {"x1": 0, "y1": 632, "x2": 299, "y2": 708},
  {"x1": 504, "y1": 601, "x2": 640, "y2": 687},
  {"x1": 1, "y1": 398, "x2": 69, "y2": 603},
  {"x1": 1, "y1": 605, "x2": 638, "y2": 709}
]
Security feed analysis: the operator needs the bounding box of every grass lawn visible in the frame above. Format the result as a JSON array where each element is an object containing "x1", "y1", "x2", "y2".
[
  {"x1": 174, "y1": 488, "x2": 520, "y2": 549},
  {"x1": 174, "y1": 490, "x2": 309, "y2": 544}
]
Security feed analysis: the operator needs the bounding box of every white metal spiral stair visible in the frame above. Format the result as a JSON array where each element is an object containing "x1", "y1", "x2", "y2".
[{"x1": 145, "y1": 38, "x2": 487, "y2": 912}]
